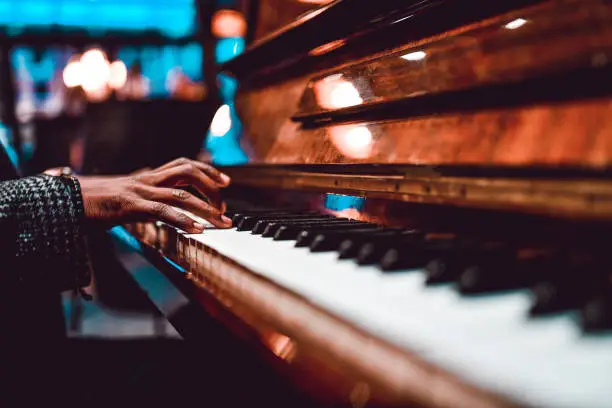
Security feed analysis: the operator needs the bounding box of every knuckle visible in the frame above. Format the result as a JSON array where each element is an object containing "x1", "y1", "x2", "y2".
[
  {"x1": 177, "y1": 213, "x2": 191, "y2": 225},
  {"x1": 152, "y1": 202, "x2": 170, "y2": 217},
  {"x1": 129, "y1": 181, "x2": 146, "y2": 195},
  {"x1": 203, "y1": 163, "x2": 219, "y2": 176},
  {"x1": 172, "y1": 189, "x2": 192, "y2": 201},
  {"x1": 179, "y1": 163, "x2": 194, "y2": 176}
]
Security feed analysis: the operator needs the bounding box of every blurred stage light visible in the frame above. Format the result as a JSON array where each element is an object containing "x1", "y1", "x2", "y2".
[
  {"x1": 108, "y1": 60, "x2": 128, "y2": 89},
  {"x1": 62, "y1": 60, "x2": 82, "y2": 88},
  {"x1": 210, "y1": 104, "x2": 232, "y2": 136},
  {"x1": 80, "y1": 48, "x2": 110, "y2": 92},
  {"x1": 212, "y1": 9, "x2": 247, "y2": 38}
]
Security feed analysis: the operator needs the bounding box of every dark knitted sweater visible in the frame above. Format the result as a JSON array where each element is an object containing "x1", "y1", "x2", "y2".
[{"x1": 0, "y1": 174, "x2": 90, "y2": 292}]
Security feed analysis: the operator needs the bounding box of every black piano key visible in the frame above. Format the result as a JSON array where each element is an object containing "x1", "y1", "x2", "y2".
[
  {"x1": 236, "y1": 213, "x2": 323, "y2": 231},
  {"x1": 356, "y1": 233, "x2": 427, "y2": 265},
  {"x1": 231, "y1": 209, "x2": 304, "y2": 224},
  {"x1": 263, "y1": 218, "x2": 353, "y2": 238},
  {"x1": 232, "y1": 211, "x2": 286, "y2": 225},
  {"x1": 252, "y1": 216, "x2": 333, "y2": 234},
  {"x1": 458, "y1": 252, "x2": 563, "y2": 295},
  {"x1": 275, "y1": 222, "x2": 372, "y2": 242},
  {"x1": 530, "y1": 281, "x2": 589, "y2": 315},
  {"x1": 295, "y1": 224, "x2": 380, "y2": 247},
  {"x1": 425, "y1": 255, "x2": 472, "y2": 285},
  {"x1": 312, "y1": 228, "x2": 407, "y2": 253},
  {"x1": 379, "y1": 239, "x2": 458, "y2": 271},
  {"x1": 581, "y1": 291, "x2": 612, "y2": 332},
  {"x1": 338, "y1": 229, "x2": 421, "y2": 259},
  {"x1": 529, "y1": 265, "x2": 608, "y2": 316}
]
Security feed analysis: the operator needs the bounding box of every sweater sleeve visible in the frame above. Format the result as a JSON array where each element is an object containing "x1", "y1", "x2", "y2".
[{"x1": 0, "y1": 174, "x2": 90, "y2": 292}]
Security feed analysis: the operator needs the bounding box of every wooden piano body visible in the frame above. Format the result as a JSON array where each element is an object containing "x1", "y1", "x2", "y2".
[{"x1": 122, "y1": 0, "x2": 612, "y2": 406}]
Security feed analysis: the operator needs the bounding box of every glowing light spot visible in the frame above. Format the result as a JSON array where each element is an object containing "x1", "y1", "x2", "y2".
[
  {"x1": 400, "y1": 51, "x2": 427, "y2": 61},
  {"x1": 211, "y1": 9, "x2": 247, "y2": 38},
  {"x1": 80, "y1": 48, "x2": 110, "y2": 92},
  {"x1": 315, "y1": 74, "x2": 363, "y2": 109},
  {"x1": 210, "y1": 104, "x2": 232, "y2": 137},
  {"x1": 345, "y1": 126, "x2": 373, "y2": 149},
  {"x1": 504, "y1": 18, "x2": 527, "y2": 30},
  {"x1": 108, "y1": 60, "x2": 127, "y2": 89},
  {"x1": 330, "y1": 125, "x2": 373, "y2": 159},
  {"x1": 62, "y1": 60, "x2": 82, "y2": 88},
  {"x1": 329, "y1": 82, "x2": 363, "y2": 108}
]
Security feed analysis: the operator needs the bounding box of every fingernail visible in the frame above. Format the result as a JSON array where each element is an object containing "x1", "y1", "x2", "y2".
[
  {"x1": 221, "y1": 215, "x2": 232, "y2": 225},
  {"x1": 193, "y1": 222, "x2": 205, "y2": 231},
  {"x1": 219, "y1": 173, "x2": 231, "y2": 185}
]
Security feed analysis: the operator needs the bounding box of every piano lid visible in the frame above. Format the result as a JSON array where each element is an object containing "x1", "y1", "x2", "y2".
[{"x1": 221, "y1": 0, "x2": 542, "y2": 82}]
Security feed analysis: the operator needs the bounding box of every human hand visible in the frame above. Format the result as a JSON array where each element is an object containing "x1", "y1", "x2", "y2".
[{"x1": 76, "y1": 158, "x2": 232, "y2": 233}]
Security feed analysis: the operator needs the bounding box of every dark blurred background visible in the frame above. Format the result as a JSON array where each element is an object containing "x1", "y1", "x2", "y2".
[{"x1": 0, "y1": 0, "x2": 257, "y2": 179}]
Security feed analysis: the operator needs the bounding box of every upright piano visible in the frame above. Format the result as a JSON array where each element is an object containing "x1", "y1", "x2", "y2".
[{"x1": 121, "y1": 0, "x2": 612, "y2": 406}]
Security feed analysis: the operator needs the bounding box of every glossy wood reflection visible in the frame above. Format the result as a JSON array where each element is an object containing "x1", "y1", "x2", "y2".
[
  {"x1": 295, "y1": 0, "x2": 612, "y2": 118},
  {"x1": 238, "y1": 96, "x2": 612, "y2": 168}
]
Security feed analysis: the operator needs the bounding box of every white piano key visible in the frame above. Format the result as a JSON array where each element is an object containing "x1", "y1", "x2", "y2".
[{"x1": 187, "y1": 227, "x2": 612, "y2": 408}]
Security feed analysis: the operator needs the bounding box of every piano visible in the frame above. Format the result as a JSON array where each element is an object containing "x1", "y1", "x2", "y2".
[{"x1": 118, "y1": 0, "x2": 612, "y2": 406}]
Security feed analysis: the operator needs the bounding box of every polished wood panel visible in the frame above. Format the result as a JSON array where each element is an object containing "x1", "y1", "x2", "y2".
[
  {"x1": 233, "y1": 0, "x2": 612, "y2": 170},
  {"x1": 295, "y1": 0, "x2": 612, "y2": 119},
  {"x1": 251, "y1": 0, "x2": 330, "y2": 43},
  {"x1": 225, "y1": 0, "x2": 493, "y2": 81},
  {"x1": 238, "y1": 94, "x2": 612, "y2": 168},
  {"x1": 222, "y1": 165, "x2": 612, "y2": 220}
]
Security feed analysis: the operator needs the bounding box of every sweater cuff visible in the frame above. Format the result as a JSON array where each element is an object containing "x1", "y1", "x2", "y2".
[{"x1": 10, "y1": 175, "x2": 91, "y2": 291}]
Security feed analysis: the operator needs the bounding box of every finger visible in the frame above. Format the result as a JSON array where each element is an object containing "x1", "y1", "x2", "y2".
[
  {"x1": 137, "y1": 200, "x2": 207, "y2": 234},
  {"x1": 130, "y1": 167, "x2": 151, "y2": 176},
  {"x1": 153, "y1": 158, "x2": 230, "y2": 186},
  {"x1": 43, "y1": 167, "x2": 63, "y2": 176},
  {"x1": 145, "y1": 163, "x2": 224, "y2": 210},
  {"x1": 139, "y1": 186, "x2": 232, "y2": 228}
]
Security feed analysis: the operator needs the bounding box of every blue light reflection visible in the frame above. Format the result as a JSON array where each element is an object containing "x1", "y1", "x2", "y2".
[{"x1": 324, "y1": 194, "x2": 366, "y2": 212}]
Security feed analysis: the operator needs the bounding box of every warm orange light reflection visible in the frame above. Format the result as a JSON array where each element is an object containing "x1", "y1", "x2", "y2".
[
  {"x1": 329, "y1": 125, "x2": 374, "y2": 159},
  {"x1": 266, "y1": 333, "x2": 297, "y2": 362},
  {"x1": 309, "y1": 39, "x2": 346, "y2": 56},
  {"x1": 314, "y1": 74, "x2": 363, "y2": 109},
  {"x1": 298, "y1": 0, "x2": 334, "y2": 4},
  {"x1": 334, "y1": 208, "x2": 362, "y2": 220},
  {"x1": 84, "y1": 86, "x2": 111, "y2": 102},
  {"x1": 212, "y1": 9, "x2": 247, "y2": 38}
]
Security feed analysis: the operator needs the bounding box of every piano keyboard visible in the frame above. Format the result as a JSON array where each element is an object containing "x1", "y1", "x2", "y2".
[{"x1": 153, "y1": 208, "x2": 612, "y2": 408}]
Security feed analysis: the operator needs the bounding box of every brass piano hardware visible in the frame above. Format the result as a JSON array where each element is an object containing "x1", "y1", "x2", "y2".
[{"x1": 294, "y1": 0, "x2": 612, "y2": 120}]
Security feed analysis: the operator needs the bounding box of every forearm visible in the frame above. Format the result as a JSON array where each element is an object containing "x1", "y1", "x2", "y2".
[{"x1": 0, "y1": 175, "x2": 90, "y2": 291}]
